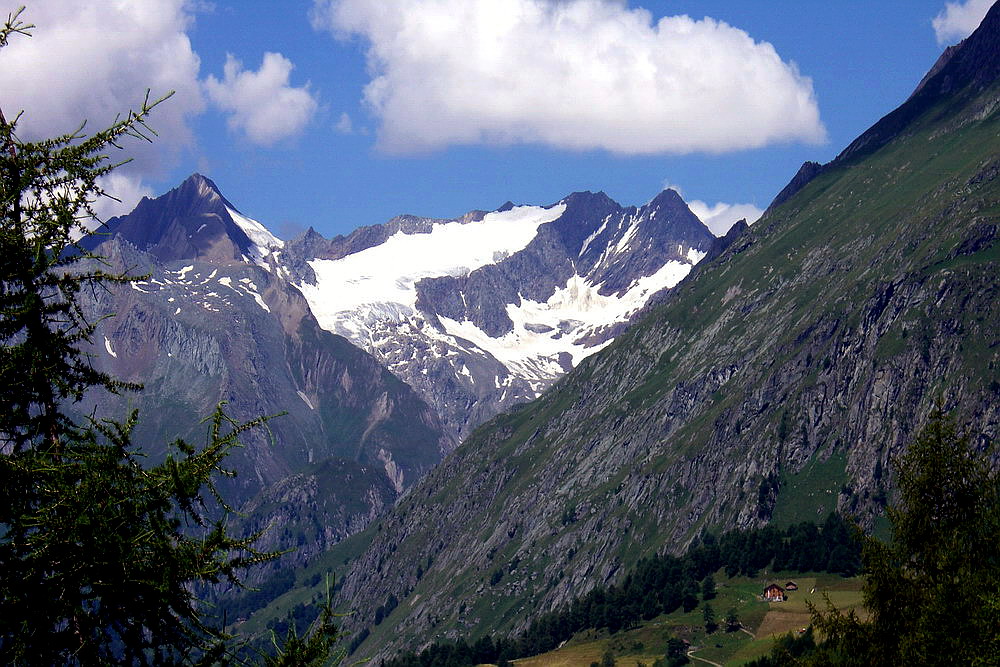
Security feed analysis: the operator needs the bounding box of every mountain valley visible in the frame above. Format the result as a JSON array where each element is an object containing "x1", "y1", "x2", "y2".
[
  {"x1": 6, "y1": 3, "x2": 1000, "y2": 665},
  {"x1": 305, "y1": 7, "x2": 999, "y2": 661},
  {"x1": 79, "y1": 153, "x2": 726, "y2": 566},
  {"x1": 67, "y1": 4, "x2": 1000, "y2": 662}
]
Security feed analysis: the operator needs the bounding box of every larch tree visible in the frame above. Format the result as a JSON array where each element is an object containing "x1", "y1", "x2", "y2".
[{"x1": 0, "y1": 8, "x2": 339, "y2": 665}]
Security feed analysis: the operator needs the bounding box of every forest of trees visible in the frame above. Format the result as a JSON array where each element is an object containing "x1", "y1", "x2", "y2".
[
  {"x1": 381, "y1": 513, "x2": 860, "y2": 667},
  {"x1": 748, "y1": 412, "x2": 1000, "y2": 666},
  {"x1": 382, "y1": 411, "x2": 998, "y2": 667}
]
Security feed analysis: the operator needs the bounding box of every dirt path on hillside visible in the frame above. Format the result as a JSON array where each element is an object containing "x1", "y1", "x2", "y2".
[{"x1": 687, "y1": 648, "x2": 723, "y2": 667}]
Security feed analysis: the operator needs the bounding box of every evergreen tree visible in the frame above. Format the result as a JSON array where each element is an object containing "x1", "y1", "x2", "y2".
[
  {"x1": 725, "y1": 608, "x2": 740, "y2": 633},
  {"x1": 0, "y1": 9, "x2": 338, "y2": 664},
  {"x1": 809, "y1": 410, "x2": 1000, "y2": 666},
  {"x1": 702, "y1": 603, "x2": 717, "y2": 634},
  {"x1": 663, "y1": 637, "x2": 689, "y2": 666},
  {"x1": 700, "y1": 573, "x2": 716, "y2": 601}
]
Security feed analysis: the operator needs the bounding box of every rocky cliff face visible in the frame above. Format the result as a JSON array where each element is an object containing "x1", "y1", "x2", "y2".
[
  {"x1": 332, "y1": 17, "x2": 1000, "y2": 660},
  {"x1": 77, "y1": 167, "x2": 721, "y2": 562},
  {"x1": 77, "y1": 178, "x2": 451, "y2": 538},
  {"x1": 236, "y1": 457, "x2": 397, "y2": 570}
]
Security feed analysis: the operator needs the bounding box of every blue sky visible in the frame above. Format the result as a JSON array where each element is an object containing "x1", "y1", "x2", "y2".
[{"x1": 2, "y1": 1, "x2": 993, "y2": 238}]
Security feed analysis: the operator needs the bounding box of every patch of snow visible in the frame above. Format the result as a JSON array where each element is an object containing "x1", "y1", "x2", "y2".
[
  {"x1": 248, "y1": 291, "x2": 270, "y2": 313},
  {"x1": 226, "y1": 206, "x2": 284, "y2": 250},
  {"x1": 687, "y1": 247, "x2": 707, "y2": 264},
  {"x1": 297, "y1": 390, "x2": 315, "y2": 410},
  {"x1": 439, "y1": 262, "x2": 695, "y2": 384},
  {"x1": 176, "y1": 265, "x2": 195, "y2": 281},
  {"x1": 104, "y1": 336, "x2": 117, "y2": 358},
  {"x1": 613, "y1": 213, "x2": 640, "y2": 254},
  {"x1": 174, "y1": 307, "x2": 181, "y2": 315},
  {"x1": 579, "y1": 215, "x2": 610, "y2": 256},
  {"x1": 130, "y1": 282, "x2": 149, "y2": 294},
  {"x1": 234, "y1": 279, "x2": 270, "y2": 313},
  {"x1": 298, "y1": 203, "x2": 566, "y2": 337},
  {"x1": 218, "y1": 276, "x2": 233, "y2": 288}
]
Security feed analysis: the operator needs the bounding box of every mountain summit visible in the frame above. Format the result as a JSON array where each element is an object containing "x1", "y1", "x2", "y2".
[
  {"x1": 78, "y1": 176, "x2": 451, "y2": 515},
  {"x1": 328, "y1": 12, "x2": 1000, "y2": 658},
  {"x1": 281, "y1": 187, "x2": 715, "y2": 440},
  {"x1": 96, "y1": 174, "x2": 282, "y2": 265},
  {"x1": 95, "y1": 172, "x2": 716, "y2": 442}
]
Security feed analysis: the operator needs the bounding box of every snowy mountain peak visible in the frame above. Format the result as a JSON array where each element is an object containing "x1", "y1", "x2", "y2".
[
  {"x1": 90, "y1": 176, "x2": 717, "y2": 442},
  {"x1": 280, "y1": 189, "x2": 716, "y2": 439},
  {"x1": 92, "y1": 173, "x2": 284, "y2": 267}
]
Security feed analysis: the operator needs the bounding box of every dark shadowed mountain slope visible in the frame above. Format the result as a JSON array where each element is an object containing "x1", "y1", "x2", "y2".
[
  {"x1": 327, "y1": 17, "x2": 1000, "y2": 660},
  {"x1": 77, "y1": 176, "x2": 452, "y2": 523},
  {"x1": 86, "y1": 174, "x2": 260, "y2": 264}
]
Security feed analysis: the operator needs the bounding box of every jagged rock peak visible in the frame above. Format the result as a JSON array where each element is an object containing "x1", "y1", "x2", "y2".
[
  {"x1": 180, "y1": 172, "x2": 224, "y2": 199},
  {"x1": 837, "y1": 2, "x2": 1000, "y2": 163},
  {"x1": 767, "y1": 161, "x2": 826, "y2": 212},
  {"x1": 646, "y1": 187, "x2": 687, "y2": 209},
  {"x1": 89, "y1": 172, "x2": 270, "y2": 264},
  {"x1": 561, "y1": 190, "x2": 617, "y2": 209},
  {"x1": 297, "y1": 226, "x2": 325, "y2": 243}
]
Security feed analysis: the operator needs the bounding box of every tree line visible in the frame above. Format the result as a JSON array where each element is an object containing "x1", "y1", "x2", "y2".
[
  {"x1": 746, "y1": 411, "x2": 999, "y2": 666},
  {"x1": 380, "y1": 513, "x2": 860, "y2": 667}
]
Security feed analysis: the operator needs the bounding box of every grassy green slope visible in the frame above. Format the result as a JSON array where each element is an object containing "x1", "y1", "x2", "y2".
[
  {"x1": 514, "y1": 572, "x2": 864, "y2": 667},
  {"x1": 265, "y1": 60, "x2": 1000, "y2": 661}
]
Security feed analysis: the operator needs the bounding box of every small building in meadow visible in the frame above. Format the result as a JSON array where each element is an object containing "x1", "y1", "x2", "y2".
[
  {"x1": 785, "y1": 581, "x2": 799, "y2": 591},
  {"x1": 763, "y1": 584, "x2": 786, "y2": 602}
]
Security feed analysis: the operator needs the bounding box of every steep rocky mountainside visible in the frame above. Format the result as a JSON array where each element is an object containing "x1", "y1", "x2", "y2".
[
  {"x1": 78, "y1": 173, "x2": 717, "y2": 560},
  {"x1": 78, "y1": 178, "x2": 450, "y2": 529},
  {"x1": 331, "y1": 11, "x2": 1000, "y2": 660},
  {"x1": 281, "y1": 189, "x2": 716, "y2": 442}
]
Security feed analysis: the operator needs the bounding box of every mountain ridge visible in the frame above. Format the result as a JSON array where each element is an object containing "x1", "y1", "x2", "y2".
[
  {"x1": 766, "y1": 3, "x2": 1000, "y2": 213},
  {"x1": 280, "y1": 185, "x2": 717, "y2": 441},
  {"x1": 324, "y1": 17, "x2": 1000, "y2": 660},
  {"x1": 78, "y1": 168, "x2": 725, "y2": 565},
  {"x1": 78, "y1": 189, "x2": 453, "y2": 515}
]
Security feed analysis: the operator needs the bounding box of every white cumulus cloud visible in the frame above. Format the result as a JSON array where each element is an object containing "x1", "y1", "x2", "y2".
[
  {"x1": 0, "y1": 1, "x2": 202, "y2": 218},
  {"x1": 687, "y1": 200, "x2": 763, "y2": 237},
  {"x1": 335, "y1": 111, "x2": 354, "y2": 134},
  {"x1": 0, "y1": 0, "x2": 204, "y2": 177},
  {"x1": 1, "y1": 2, "x2": 319, "y2": 216},
  {"x1": 204, "y1": 52, "x2": 319, "y2": 146},
  {"x1": 311, "y1": 0, "x2": 825, "y2": 155},
  {"x1": 933, "y1": 0, "x2": 993, "y2": 45}
]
